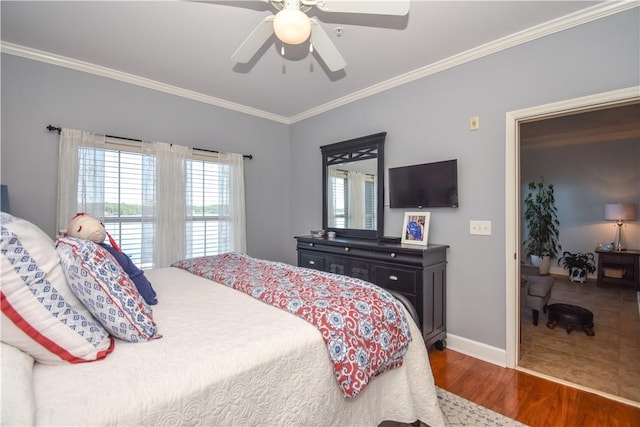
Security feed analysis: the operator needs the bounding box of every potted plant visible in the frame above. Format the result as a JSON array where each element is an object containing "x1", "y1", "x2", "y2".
[
  {"x1": 557, "y1": 251, "x2": 596, "y2": 283},
  {"x1": 523, "y1": 178, "x2": 561, "y2": 275}
]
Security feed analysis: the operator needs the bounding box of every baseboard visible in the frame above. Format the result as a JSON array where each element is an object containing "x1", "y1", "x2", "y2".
[{"x1": 444, "y1": 334, "x2": 507, "y2": 367}]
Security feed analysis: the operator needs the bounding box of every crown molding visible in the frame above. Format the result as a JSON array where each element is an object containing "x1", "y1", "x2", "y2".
[
  {"x1": 1, "y1": 1, "x2": 636, "y2": 125},
  {"x1": 289, "y1": 1, "x2": 638, "y2": 123},
  {"x1": 0, "y1": 41, "x2": 292, "y2": 125}
]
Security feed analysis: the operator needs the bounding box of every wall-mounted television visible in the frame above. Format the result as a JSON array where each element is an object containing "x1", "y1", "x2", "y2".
[{"x1": 389, "y1": 159, "x2": 458, "y2": 208}]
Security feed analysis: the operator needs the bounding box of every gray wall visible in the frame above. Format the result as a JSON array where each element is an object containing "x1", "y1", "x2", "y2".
[
  {"x1": 288, "y1": 9, "x2": 639, "y2": 349},
  {"x1": 522, "y1": 139, "x2": 640, "y2": 276},
  {"x1": 2, "y1": 8, "x2": 638, "y2": 352},
  {"x1": 0, "y1": 54, "x2": 291, "y2": 262}
]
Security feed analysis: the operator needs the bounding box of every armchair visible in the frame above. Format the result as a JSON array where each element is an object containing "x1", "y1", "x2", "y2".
[{"x1": 521, "y1": 265, "x2": 555, "y2": 326}]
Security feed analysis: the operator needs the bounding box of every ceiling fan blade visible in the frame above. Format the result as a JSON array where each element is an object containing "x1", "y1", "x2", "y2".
[
  {"x1": 231, "y1": 15, "x2": 275, "y2": 63},
  {"x1": 312, "y1": 0, "x2": 410, "y2": 16},
  {"x1": 310, "y1": 19, "x2": 346, "y2": 72}
]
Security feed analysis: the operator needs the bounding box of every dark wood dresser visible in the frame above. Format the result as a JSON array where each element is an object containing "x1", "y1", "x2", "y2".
[{"x1": 295, "y1": 235, "x2": 448, "y2": 349}]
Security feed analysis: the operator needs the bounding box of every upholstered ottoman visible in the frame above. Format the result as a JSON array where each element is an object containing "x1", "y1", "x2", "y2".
[{"x1": 546, "y1": 303, "x2": 595, "y2": 336}]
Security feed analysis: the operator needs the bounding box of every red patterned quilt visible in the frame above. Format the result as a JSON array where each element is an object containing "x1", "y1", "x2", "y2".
[{"x1": 172, "y1": 252, "x2": 412, "y2": 397}]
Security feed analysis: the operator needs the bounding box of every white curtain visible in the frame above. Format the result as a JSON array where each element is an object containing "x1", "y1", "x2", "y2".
[
  {"x1": 217, "y1": 152, "x2": 246, "y2": 254},
  {"x1": 348, "y1": 171, "x2": 366, "y2": 229},
  {"x1": 57, "y1": 128, "x2": 106, "y2": 233},
  {"x1": 57, "y1": 128, "x2": 245, "y2": 268},
  {"x1": 143, "y1": 142, "x2": 192, "y2": 267}
]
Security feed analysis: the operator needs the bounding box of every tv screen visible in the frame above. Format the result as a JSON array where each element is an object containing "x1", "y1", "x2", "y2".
[{"x1": 389, "y1": 159, "x2": 458, "y2": 208}]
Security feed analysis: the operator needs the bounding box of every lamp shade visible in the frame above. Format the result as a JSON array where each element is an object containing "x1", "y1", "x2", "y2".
[
  {"x1": 604, "y1": 203, "x2": 636, "y2": 221},
  {"x1": 273, "y1": 8, "x2": 310, "y2": 45}
]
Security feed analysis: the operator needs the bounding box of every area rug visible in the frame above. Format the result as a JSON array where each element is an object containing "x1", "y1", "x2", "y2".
[{"x1": 437, "y1": 387, "x2": 528, "y2": 427}]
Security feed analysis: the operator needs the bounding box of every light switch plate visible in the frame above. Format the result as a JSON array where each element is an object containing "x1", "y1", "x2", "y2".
[{"x1": 470, "y1": 220, "x2": 491, "y2": 235}]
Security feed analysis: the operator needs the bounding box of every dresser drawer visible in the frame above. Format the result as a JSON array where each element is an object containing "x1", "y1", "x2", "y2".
[
  {"x1": 325, "y1": 256, "x2": 372, "y2": 281},
  {"x1": 299, "y1": 252, "x2": 325, "y2": 271},
  {"x1": 295, "y1": 236, "x2": 448, "y2": 349},
  {"x1": 373, "y1": 265, "x2": 417, "y2": 293}
]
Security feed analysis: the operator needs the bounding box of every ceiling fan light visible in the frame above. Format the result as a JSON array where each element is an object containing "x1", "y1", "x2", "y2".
[{"x1": 273, "y1": 8, "x2": 311, "y2": 45}]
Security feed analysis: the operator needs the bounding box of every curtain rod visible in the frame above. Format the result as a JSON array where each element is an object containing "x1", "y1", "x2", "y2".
[{"x1": 46, "y1": 125, "x2": 253, "y2": 159}]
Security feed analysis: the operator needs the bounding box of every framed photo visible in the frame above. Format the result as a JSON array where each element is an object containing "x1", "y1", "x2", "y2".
[{"x1": 401, "y1": 212, "x2": 430, "y2": 246}]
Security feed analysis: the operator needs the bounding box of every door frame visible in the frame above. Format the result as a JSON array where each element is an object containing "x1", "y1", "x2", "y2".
[{"x1": 504, "y1": 86, "x2": 640, "y2": 368}]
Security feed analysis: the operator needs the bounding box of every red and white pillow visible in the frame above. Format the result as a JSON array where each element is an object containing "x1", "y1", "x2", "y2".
[
  {"x1": 56, "y1": 237, "x2": 160, "y2": 342},
  {"x1": 1, "y1": 213, "x2": 114, "y2": 364}
]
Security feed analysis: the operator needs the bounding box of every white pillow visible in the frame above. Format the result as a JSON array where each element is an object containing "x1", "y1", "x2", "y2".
[
  {"x1": 1, "y1": 342, "x2": 36, "y2": 426},
  {"x1": 56, "y1": 237, "x2": 160, "y2": 342},
  {"x1": 0, "y1": 213, "x2": 114, "y2": 364}
]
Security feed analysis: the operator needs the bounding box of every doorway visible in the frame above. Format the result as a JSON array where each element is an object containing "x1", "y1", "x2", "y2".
[{"x1": 504, "y1": 87, "x2": 640, "y2": 397}]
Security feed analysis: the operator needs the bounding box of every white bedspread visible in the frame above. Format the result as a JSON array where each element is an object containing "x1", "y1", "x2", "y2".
[{"x1": 33, "y1": 267, "x2": 445, "y2": 426}]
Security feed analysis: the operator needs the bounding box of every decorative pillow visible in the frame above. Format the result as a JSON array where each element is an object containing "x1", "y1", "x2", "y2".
[
  {"x1": 0, "y1": 213, "x2": 114, "y2": 364},
  {"x1": 56, "y1": 236, "x2": 160, "y2": 342}
]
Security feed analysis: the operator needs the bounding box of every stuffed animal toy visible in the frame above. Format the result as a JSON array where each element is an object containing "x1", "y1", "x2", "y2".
[{"x1": 67, "y1": 213, "x2": 158, "y2": 305}]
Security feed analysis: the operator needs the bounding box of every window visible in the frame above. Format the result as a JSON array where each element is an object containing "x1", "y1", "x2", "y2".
[
  {"x1": 79, "y1": 143, "x2": 156, "y2": 269},
  {"x1": 329, "y1": 173, "x2": 348, "y2": 228},
  {"x1": 364, "y1": 178, "x2": 376, "y2": 229},
  {"x1": 75, "y1": 138, "x2": 239, "y2": 269},
  {"x1": 185, "y1": 158, "x2": 233, "y2": 259},
  {"x1": 328, "y1": 169, "x2": 376, "y2": 230}
]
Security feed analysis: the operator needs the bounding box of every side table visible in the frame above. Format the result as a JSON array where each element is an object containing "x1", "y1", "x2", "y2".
[{"x1": 595, "y1": 249, "x2": 640, "y2": 290}]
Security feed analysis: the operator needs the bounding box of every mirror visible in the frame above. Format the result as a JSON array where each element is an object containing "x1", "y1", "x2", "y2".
[{"x1": 321, "y1": 132, "x2": 386, "y2": 240}]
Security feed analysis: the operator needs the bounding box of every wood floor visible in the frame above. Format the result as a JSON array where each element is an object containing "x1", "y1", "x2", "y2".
[{"x1": 428, "y1": 348, "x2": 640, "y2": 427}]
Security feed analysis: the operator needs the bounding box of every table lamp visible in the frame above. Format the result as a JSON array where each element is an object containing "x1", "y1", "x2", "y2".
[{"x1": 604, "y1": 203, "x2": 636, "y2": 251}]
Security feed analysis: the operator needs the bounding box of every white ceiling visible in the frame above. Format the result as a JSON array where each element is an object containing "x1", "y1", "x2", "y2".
[{"x1": 1, "y1": 1, "x2": 627, "y2": 124}]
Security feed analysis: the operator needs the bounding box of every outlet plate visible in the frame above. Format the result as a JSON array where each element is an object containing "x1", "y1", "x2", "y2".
[{"x1": 470, "y1": 220, "x2": 491, "y2": 235}]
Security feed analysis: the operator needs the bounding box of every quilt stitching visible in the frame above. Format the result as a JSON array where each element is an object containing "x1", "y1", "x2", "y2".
[{"x1": 173, "y1": 252, "x2": 412, "y2": 397}]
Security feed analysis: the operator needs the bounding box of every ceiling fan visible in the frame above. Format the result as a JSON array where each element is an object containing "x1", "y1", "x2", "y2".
[{"x1": 231, "y1": 0, "x2": 410, "y2": 72}]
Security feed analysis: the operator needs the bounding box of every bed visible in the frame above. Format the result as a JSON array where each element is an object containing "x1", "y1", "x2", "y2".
[{"x1": 1, "y1": 213, "x2": 445, "y2": 426}]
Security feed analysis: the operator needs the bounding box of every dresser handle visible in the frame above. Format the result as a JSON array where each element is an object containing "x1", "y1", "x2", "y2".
[
  {"x1": 308, "y1": 260, "x2": 315, "y2": 265},
  {"x1": 390, "y1": 252, "x2": 396, "y2": 258},
  {"x1": 389, "y1": 275, "x2": 398, "y2": 281},
  {"x1": 309, "y1": 242, "x2": 314, "y2": 247},
  {"x1": 344, "y1": 247, "x2": 350, "y2": 252}
]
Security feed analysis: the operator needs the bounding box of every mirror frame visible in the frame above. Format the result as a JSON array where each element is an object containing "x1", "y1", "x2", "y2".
[{"x1": 321, "y1": 132, "x2": 386, "y2": 240}]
